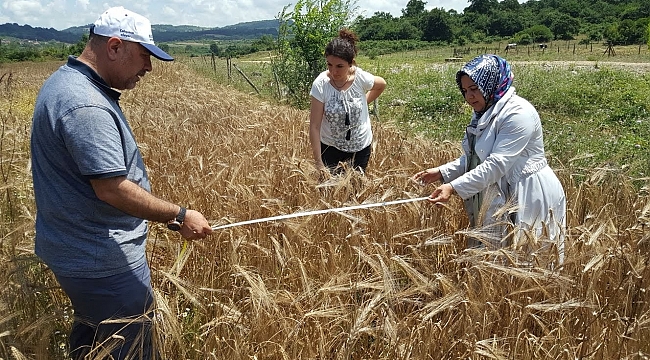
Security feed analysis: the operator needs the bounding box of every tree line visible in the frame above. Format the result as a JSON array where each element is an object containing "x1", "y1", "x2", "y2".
[
  {"x1": 353, "y1": 0, "x2": 650, "y2": 46},
  {"x1": 0, "y1": 35, "x2": 87, "y2": 62}
]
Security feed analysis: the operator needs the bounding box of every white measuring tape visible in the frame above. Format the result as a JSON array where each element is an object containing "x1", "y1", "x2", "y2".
[{"x1": 211, "y1": 196, "x2": 431, "y2": 230}]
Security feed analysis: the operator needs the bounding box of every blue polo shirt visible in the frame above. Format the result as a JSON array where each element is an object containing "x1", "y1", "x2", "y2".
[{"x1": 31, "y1": 56, "x2": 150, "y2": 278}]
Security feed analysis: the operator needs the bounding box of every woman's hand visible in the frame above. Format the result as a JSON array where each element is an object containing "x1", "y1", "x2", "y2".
[
  {"x1": 428, "y1": 183, "x2": 455, "y2": 204},
  {"x1": 412, "y1": 167, "x2": 442, "y2": 185}
]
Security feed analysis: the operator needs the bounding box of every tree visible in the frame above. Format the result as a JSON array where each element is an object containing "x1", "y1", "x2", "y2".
[
  {"x1": 394, "y1": 19, "x2": 422, "y2": 40},
  {"x1": 500, "y1": 0, "x2": 521, "y2": 12},
  {"x1": 68, "y1": 34, "x2": 89, "y2": 57},
  {"x1": 558, "y1": 0, "x2": 581, "y2": 18},
  {"x1": 537, "y1": 8, "x2": 562, "y2": 29},
  {"x1": 585, "y1": 24, "x2": 604, "y2": 41},
  {"x1": 159, "y1": 43, "x2": 170, "y2": 54},
  {"x1": 617, "y1": 18, "x2": 649, "y2": 44},
  {"x1": 209, "y1": 42, "x2": 220, "y2": 55},
  {"x1": 251, "y1": 35, "x2": 275, "y2": 52},
  {"x1": 465, "y1": 0, "x2": 499, "y2": 14},
  {"x1": 603, "y1": 23, "x2": 624, "y2": 44},
  {"x1": 518, "y1": 24, "x2": 554, "y2": 43},
  {"x1": 354, "y1": 12, "x2": 395, "y2": 40},
  {"x1": 224, "y1": 44, "x2": 239, "y2": 57},
  {"x1": 620, "y1": 3, "x2": 646, "y2": 21},
  {"x1": 274, "y1": 0, "x2": 356, "y2": 108},
  {"x1": 488, "y1": 11, "x2": 525, "y2": 36},
  {"x1": 550, "y1": 13, "x2": 580, "y2": 40},
  {"x1": 402, "y1": 0, "x2": 426, "y2": 18},
  {"x1": 421, "y1": 8, "x2": 453, "y2": 42}
]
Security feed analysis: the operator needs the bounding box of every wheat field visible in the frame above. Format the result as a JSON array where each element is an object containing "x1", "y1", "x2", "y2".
[{"x1": 1, "y1": 60, "x2": 649, "y2": 359}]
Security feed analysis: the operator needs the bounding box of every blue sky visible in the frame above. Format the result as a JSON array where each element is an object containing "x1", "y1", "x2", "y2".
[{"x1": 0, "y1": 0, "x2": 471, "y2": 30}]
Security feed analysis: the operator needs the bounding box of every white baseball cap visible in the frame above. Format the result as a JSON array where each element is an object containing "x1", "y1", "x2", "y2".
[{"x1": 92, "y1": 6, "x2": 173, "y2": 61}]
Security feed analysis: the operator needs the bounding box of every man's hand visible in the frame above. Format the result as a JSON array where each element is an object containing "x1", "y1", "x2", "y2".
[{"x1": 179, "y1": 209, "x2": 213, "y2": 240}]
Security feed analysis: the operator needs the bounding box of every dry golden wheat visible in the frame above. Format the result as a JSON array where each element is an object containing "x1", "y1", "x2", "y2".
[{"x1": 0, "y1": 60, "x2": 648, "y2": 359}]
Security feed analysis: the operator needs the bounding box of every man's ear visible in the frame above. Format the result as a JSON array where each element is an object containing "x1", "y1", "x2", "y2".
[{"x1": 106, "y1": 37, "x2": 124, "y2": 61}]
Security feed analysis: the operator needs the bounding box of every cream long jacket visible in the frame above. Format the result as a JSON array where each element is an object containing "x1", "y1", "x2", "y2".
[{"x1": 438, "y1": 87, "x2": 565, "y2": 248}]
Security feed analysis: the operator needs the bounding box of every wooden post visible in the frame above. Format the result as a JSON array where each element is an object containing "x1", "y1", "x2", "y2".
[
  {"x1": 573, "y1": 44, "x2": 576, "y2": 55},
  {"x1": 232, "y1": 63, "x2": 260, "y2": 95},
  {"x1": 227, "y1": 57, "x2": 232, "y2": 81},
  {"x1": 273, "y1": 70, "x2": 282, "y2": 100}
]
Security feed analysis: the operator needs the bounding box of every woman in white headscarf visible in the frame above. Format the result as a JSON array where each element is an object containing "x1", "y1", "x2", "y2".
[{"x1": 413, "y1": 54, "x2": 565, "y2": 262}]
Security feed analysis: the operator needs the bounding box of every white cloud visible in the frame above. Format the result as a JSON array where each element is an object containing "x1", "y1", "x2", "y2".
[
  {"x1": 0, "y1": 0, "x2": 472, "y2": 30},
  {"x1": 161, "y1": 5, "x2": 177, "y2": 18},
  {"x1": 358, "y1": 0, "x2": 469, "y2": 18},
  {"x1": 3, "y1": 0, "x2": 44, "y2": 18}
]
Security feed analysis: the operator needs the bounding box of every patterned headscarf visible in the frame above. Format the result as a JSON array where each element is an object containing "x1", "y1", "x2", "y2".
[{"x1": 456, "y1": 54, "x2": 513, "y2": 118}]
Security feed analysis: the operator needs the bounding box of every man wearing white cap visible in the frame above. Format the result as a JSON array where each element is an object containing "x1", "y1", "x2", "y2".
[{"x1": 30, "y1": 6, "x2": 212, "y2": 359}]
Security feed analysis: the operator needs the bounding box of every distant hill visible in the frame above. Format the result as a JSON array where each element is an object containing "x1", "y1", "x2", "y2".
[
  {"x1": 154, "y1": 19, "x2": 279, "y2": 42},
  {"x1": 0, "y1": 19, "x2": 279, "y2": 43},
  {"x1": 0, "y1": 23, "x2": 79, "y2": 43}
]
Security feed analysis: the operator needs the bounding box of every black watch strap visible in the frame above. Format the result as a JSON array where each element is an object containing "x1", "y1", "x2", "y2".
[
  {"x1": 175, "y1": 207, "x2": 187, "y2": 223},
  {"x1": 167, "y1": 207, "x2": 187, "y2": 231}
]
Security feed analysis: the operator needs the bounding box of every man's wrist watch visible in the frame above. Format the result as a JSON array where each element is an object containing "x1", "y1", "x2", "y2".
[{"x1": 167, "y1": 207, "x2": 187, "y2": 231}]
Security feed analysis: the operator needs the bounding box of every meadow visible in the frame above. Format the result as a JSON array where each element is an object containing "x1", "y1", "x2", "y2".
[{"x1": 0, "y1": 43, "x2": 649, "y2": 359}]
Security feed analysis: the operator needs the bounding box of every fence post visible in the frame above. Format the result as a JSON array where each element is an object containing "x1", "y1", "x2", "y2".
[
  {"x1": 227, "y1": 57, "x2": 232, "y2": 82},
  {"x1": 273, "y1": 70, "x2": 282, "y2": 100},
  {"x1": 232, "y1": 63, "x2": 260, "y2": 95}
]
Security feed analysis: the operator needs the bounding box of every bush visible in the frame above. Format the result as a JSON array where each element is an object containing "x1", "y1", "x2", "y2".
[
  {"x1": 516, "y1": 25, "x2": 553, "y2": 43},
  {"x1": 515, "y1": 33, "x2": 533, "y2": 45}
]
